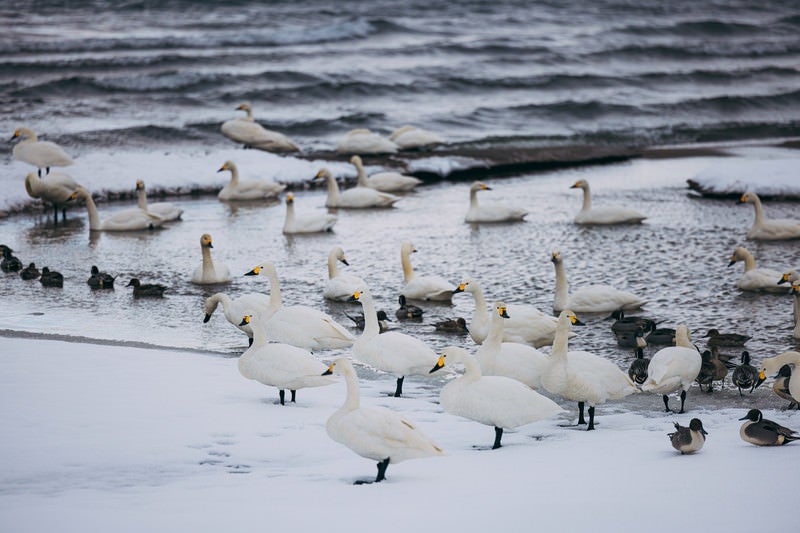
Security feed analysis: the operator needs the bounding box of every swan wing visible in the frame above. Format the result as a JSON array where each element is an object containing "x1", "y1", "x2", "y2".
[
  {"x1": 574, "y1": 206, "x2": 646, "y2": 225},
  {"x1": 568, "y1": 284, "x2": 647, "y2": 313},
  {"x1": 355, "y1": 331, "x2": 438, "y2": 376}
]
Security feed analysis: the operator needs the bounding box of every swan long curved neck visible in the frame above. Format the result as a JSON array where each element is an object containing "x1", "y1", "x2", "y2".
[
  {"x1": 485, "y1": 310, "x2": 504, "y2": 347},
  {"x1": 553, "y1": 260, "x2": 569, "y2": 310},
  {"x1": 249, "y1": 316, "x2": 269, "y2": 348},
  {"x1": 675, "y1": 328, "x2": 693, "y2": 348},
  {"x1": 739, "y1": 249, "x2": 757, "y2": 272},
  {"x1": 469, "y1": 282, "x2": 489, "y2": 323},
  {"x1": 285, "y1": 201, "x2": 295, "y2": 226},
  {"x1": 229, "y1": 164, "x2": 240, "y2": 185},
  {"x1": 325, "y1": 174, "x2": 340, "y2": 203},
  {"x1": 353, "y1": 158, "x2": 369, "y2": 187},
  {"x1": 341, "y1": 363, "x2": 361, "y2": 410},
  {"x1": 749, "y1": 196, "x2": 765, "y2": 226},
  {"x1": 212, "y1": 293, "x2": 232, "y2": 315},
  {"x1": 401, "y1": 248, "x2": 415, "y2": 283},
  {"x1": 201, "y1": 245, "x2": 217, "y2": 278},
  {"x1": 551, "y1": 316, "x2": 571, "y2": 362},
  {"x1": 137, "y1": 188, "x2": 148, "y2": 210},
  {"x1": 263, "y1": 264, "x2": 282, "y2": 313},
  {"x1": 452, "y1": 349, "x2": 482, "y2": 381},
  {"x1": 469, "y1": 188, "x2": 480, "y2": 209},
  {"x1": 580, "y1": 184, "x2": 591, "y2": 211},
  {"x1": 358, "y1": 292, "x2": 380, "y2": 338},
  {"x1": 327, "y1": 250, "x2": 340, "y2": 279},
  {"x1": 794, "y1": 292, "x2": 800, "y2": 337},
  {"x1": 25, "y1": 175, "x2": 42, "y2": 196},
  {"x1": 80, "y1": 189, "x2": 101, "y2": 230}
]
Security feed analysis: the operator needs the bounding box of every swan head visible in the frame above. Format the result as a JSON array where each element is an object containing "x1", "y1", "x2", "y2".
[
  {"x1": 778, "y1": 270, "x2": 799, "y2": 285},
  {"x1": 558, "y1": 310, "x2": 585, "y2": 327},
  {"x1": 332, "y1": 246, "x2": 349, "y2": 266},
  {"x1": 314, "y1": 168, "x2": 332, "y2": 181},
  {"x1": 550, "y1": 250, "x2": 562, "y2": 264},
  {"x1": 453, "y1": 277, "x2": 476, "y2": 295},
  {"x1": 11, "y1": 127, "x2": 35, "y2": 141},
  {"x1": 493, "y1": 301, "x2": 510, "y2": 319},
  {"x1": 570, "y1": 179, "x2": 588, "y2": 190},
  {"x1": 236, "y1": 102, "x2": 252, "y2": 112},
  {"x1": 321, "y1": 357, "x2": 352, "y2": 376},
  {"x1": 286, "y1": 193, "x2": 294, "y2": 205},
  {"x1": 200, "y1": 233, "x2": 214, "y2": 249},
  {"x1": 401, "y1": 241, "x2": 417, "y2": 256},
  {"x1": 791, "y1": 280, "x2": 800, "y2": 296},
  {"x1": 135, "y1": 180, "x2": 145, "y2": 191},
  {"x1": 349, "y1": 155, "x2": 363, "y2": 167},
  {"x1": 739, "y1": 191, "x2": 758, "y2": 204},
  {"x1": 238, "y1": 314, "x2": 253, "y2": 327},
  {"x1": 429, "y1": 346, "x2": 469, "y2": 374},
  {"x1": 348, "y1": 289, "x2": 368, "y2": 303},
  {"x1": 728, "y1": 247, "x2": 747, "y2": 267},
  {"x1": 244, "y1": 261, "x2": 274, "y2": 277},
  {"x1": 218, "y1": 160, "x2": 234, "y2": 173},
  {"x1": 470, "y1": 182, "x2": 491, "y2": 192}
]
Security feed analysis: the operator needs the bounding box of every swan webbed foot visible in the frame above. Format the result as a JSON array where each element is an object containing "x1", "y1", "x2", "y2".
[
  {"x1": 587, "y1": 406, "x2": 596, "y2": 431},
  {"x1": 492, "y1": 427, "x2": 503, "y2": 449},
  {"x1": 290, "y1": 390, "x2": 296, "y2": 403},
  {"x1": 279, "y1": 389, "x2": 286, "y2": 405},
  {"x1": 577, "y1": 401, "x2": 586, "y2": 424},
  {"x1": 393, "y1": 376, "x2": 404, "y2": 397},
  {"x1": 662, "y1": 395, "x2": 671, "y2": 412}
]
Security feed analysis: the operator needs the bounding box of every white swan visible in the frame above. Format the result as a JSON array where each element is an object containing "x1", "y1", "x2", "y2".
[
  {"x1": 400, "y1": 241, "x2": 455, "y2": 302},
  {"x1": 336, "y1": 129, "x2": 398, "y2": 154},
  {"x1": 217, "y1": 160, "x2": 286, "y2": 201},
  {"x1": 739, "y1": 191, "x2": 800, "y2": 240},
  {"x1": 454, "y1": 277, "x2": 566, "y2": 347},
  {"x1": 282, "y1": 193, "x2": 337, "y2": 234},
  {"x1": 755, "y1": 350, "x2": 800, "y2": 388},
  {"x1": 350, "y1": 155, "x2": 422, "y2": 192},
  {"x1": 244, "y1": 261, "x2": 355, "y2": 350},
  {"x1": 475, "y1": 302, "x2": 550, "y2": 391},
  {"x1": 429, "y1": 346, "x2": 563, "y2": 449},
  {"x1": 135, "y1": 180, "x2": 183, "y2": 221},
  {"x1": 323, "y1": 246, "x2": 365, "y2": 302},
  {"x1": 570, "y1": 179, "x2": 646, "y2": 225},
  {"x1": 238, "y1": 314, "x2": 335, "y2": 405},
  {"x1": 75, "y1": 186, "x2": 165, "y2": 232},
  {"x1": 350, "y1": 286, "x2": 439, "y2": 397},
  {"x1": 220, "y1": 102, "x2": 299, "y2": 153},
  {"x1": 779, "y1": 269, "x2": 799, "y2": 285},
  {"x1": 389, "y1": 125, "x2": 443, "y2": 150},
  {"x1": 314, "y1": 168, "x2": 400, "y2": 208},
  {"x1": 24, "y1": 171, "x2": 81, "y2": 221},
  {"x1": 542, "y1": 310, "x2": 637, "y2": 430},
  {"x1": 203, "y1": 292, "x2": 272, "y2": 346},
  {"x1": 728, "y1": 246, "x2": 785, "y2": 293},
  {"x1": 191, "y1": 233, "x2": 232, "y2": 285},
  {"x1": 551, "y1": 250, "x2": 647, "y2": 313},
  {"x1": 12, "y1": 127, "x2": 73, "y2": 175},
  {"x1": 323, "y1": 357, "x2": 443, "y2": 484},
  {"x1": 641, "y1": 325, "x2": 702, "y2": 413},
  {"x1": 464, "y1": 182, "x2": 528, "y2": 223}
]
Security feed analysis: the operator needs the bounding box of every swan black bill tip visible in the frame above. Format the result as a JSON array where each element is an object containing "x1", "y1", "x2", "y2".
[{"x1": 203, "y1": 314, "x2": 211, "y2": 323}]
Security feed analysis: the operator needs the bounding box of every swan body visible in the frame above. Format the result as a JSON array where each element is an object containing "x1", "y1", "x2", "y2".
[
  {"x1": 24, "y1": 172, "x2": 81, "y2": 220},
  {"x1": 12, "y1": 127, "x2": 73, "y2": 174},
  {"x1": 324, "y1": 357, "x2": 443, "y2": 483},
  {"x1": 641, "y1": 325, "x2": 702, "y2": 413},
  {"x1": 217, "y1": 160, "x2": 286, "y2": 201},
  {"x1": 191, "y1": 233, "x2": 232, "y2": 285},
  {"x1": 570, "y1": 179, "x2": 646, "y2": 225},
  {"x1": 244, "y1": 261, "x2": 355, "y2": 350},
  {"x1": 336, "y1": 129, "x2": 398, "y2": 154},
  {"x1": 739, "y1": 191, "x2": 800, "y2": 240},
  {"x1": 220, "y1": 103, "x2": 299, "y2": 153},
  {"x1": 75, "y1": 186, "x2": 165, "y2": 231},
  {"x1": 465, "y1": 182, "x2": 528, "y2": 223},
  {"x1": 135, "y1": 180, "x2": 183, "y2": 221},
  {"x1": 429, "y1": 346, "x2": 563, "y2": 449},
  {"x1": 668, "y1": 418, "x2": 707, "y2": 454},
  {"x1": 282, "y1": 193, "x2": 337, "y2": 234},
  {"x1": 350, "y1": 155, "x2": 421, "y2": 192},
  {"x1": 400, "y1": 241, "x2": 454, "y2": 302},
  {"x1": 203, "y1": 292, "x2": 271, "y2": 343},
  {"x1": 323, "y1": 247, "x2": 365, "y2": 302},
  {"x1": 551, "y1": 250, "x2": 647, "y2": 313},
  {"x1": 315, "y1": 168, "x2": 400, "y2": 208},
  {"x1": 728, "y1": 246, "x2": 785, "y2": 292},
  {"x1": 389, "y1": 125, "x2": 443, "y2": 150}
]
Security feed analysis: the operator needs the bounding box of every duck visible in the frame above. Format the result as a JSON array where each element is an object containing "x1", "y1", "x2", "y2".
[
  {"x1": 704, "y1": 328, "x2": 750, "y2": 347},
  {"x1": 696, "y1": 348, "x2": 728, "y2": 392},
  {"x1": 135, "y1": 180, "x2": 183, "y2": 221},
  {"x1": 551, "y1": 250, "x2": 647, "y2": 313},
  {"x1": 344, "y1": 310, "x2": 391, "y2": 333},
  {"x1": 668, "y1": 419, "x2": 708, "y2": 455},
  {"x1": 350, "y1": 155, "x2": 421, "y2": 192},
  {"x1": 191, "y1": 233, "x2": 232, "y2": 285},
  {"x1": 74, "y1": 186, "x2": 164, "y2": 231},
  {"x1": 323, "y1": 357, "x2": 444, "y2": 484},
  {"x1": 282, "y1": 193, "x2": 337, "y2": 234},
  {"x1": 126, "y1": 278, "x2": 167, "y2": 298},
  {"x1": 464, "y1": 181, "x2": 528, "y2": 223},
  {"x1": 731, "y1": 351, "x2": 758, "y2": 396},
  {"x1": 39, "y1": 266, "x2": 63, "y2": 287},
  {"x1": 542, "y1": 310, "x2": 637, "y2": 430},
  {"x1": 203, "y1": 292, "x2": 271, "y2": 346},
  {"x1": 609, "y1": 309, "x2": 657, "y2": 347},
  {"x1": 569, "y1": 179, "x2": 646, "y2": 225},
  {"x1": 429, "y1": 346, "x2": 564, "y2": 449},
  {"x1": 434, "y1": 317, "x2": 469, "y2": 334},
  {"x1": 12, "y1": 127, "x2": 73, "y2": 176},
  {"x1": 24, "y1": 171, "x2": 81, "y2": 222},
  {"x1": 20, "y1": 262, "x2": 40, "y2": 280},
  {"x1": 641, "y1": 325, "x2": 702, "y2": 413},
  {"x1": 727, "y1": 246, "x2": 785, "y2": 292},
  {"x1": 389, "y1": 125, "x2": 443, "y2": 150},
  {"x1": 244, "y1": 261, "x2": 355, "y2": 350},
  {"x1": 238, "y1": 314, "x2": 336, "y2": 405},
  {"x1": 399, "y1": 241, "x2": 454, "y2": 302},
  {"x1": 767, "y1": 365, "x2": 798, "y2": 410},
  {"x1": 349, "y1": 286, "x2": 439, "y2": 397},
  {"x1": 646, "y1": 327, "x2": 676, "y2": 346},
  {"x1": 738, "y1": 191, "x2": 800, "y2": 240},
  {"x1": 627, "y1": 333, "x2": 650, "y2": 385},
  {"x1": 314, "y1": 168, "x2": 400, "y2": 208},
  {"x1": 1, "y1": 245, "x2": 23, "y2": 273},
  {"x1": 335, "y1": 129, "x2": 398, "y2": 155},
  {"x1": 87, "y1": 265, "x2": 115, "y2": 289},
  {"x1": 220, "y1": 102, "x2": 299, "y2": 153},
  {"x1": 454, "y1": 276, "x2": 563, "y2": 347},
  {"x1": 739, "y1": 409, "x2": 799, "y2": 446},
  {"x1": 216, "y1": 160, "x2": 286, "y2": 201},
  {"x1": 323, "y1": 247, "x2": 365, "y2": 302},
  {"x1": 395, "y1": 295, "x2": 423, "y2": 320},
  {"x1": 778, "y1": 269, "x2": 799, "y2": 285}
]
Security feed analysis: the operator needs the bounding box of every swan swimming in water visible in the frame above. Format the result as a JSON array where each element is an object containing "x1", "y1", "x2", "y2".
[
  {"x1": 464, "y1": 182, "x2": 528, "y2": 223},
  {"x1": 399, "y1": 241, "x2": 455, "y2": 302},
  {"x1": 135, "y1": 180, "x2": 183, "y2": 221},
  {"x1": 570, "y1": 179, "x2": 646, "y2": 225},
  {"x1": 323, "y1": 246, "x2": 365, "y2": 302},
  {"x1": 336, "y1": 129, "x2": 398, "y2": 154},
  {"x1": 350, "y1": 155, "x2": 422, "y2": 192},
  {"x1": 75, "y1": 186, "x2": 165, "y2": 232},
  {"x1": 389, "y1": 125, "x2": 443, "y2": 150},
  {"x1": 220, "y1": 102, "x2": 299, "y2": 153},
  {"x1": 738, "y1": 191, "x2": 800, "y2": 240},
  {"x1": 217, "y1": 160, "x2": 286, "y2": 201},
  {"x1": 314, "y1": 168, "x2": 400, "y2": 208},
  {"x1": 282, "y1": 193, "x2": 337, "y2": 234},
  {"x1": 191, "y1": 233, "x2": 232, "y2": 285},
  {"x1": 12, "y1": 127, "x2": 73, "y2": 176},
  {"x1": 727, "y1": 246, "x2": 785, "y2": 293}
]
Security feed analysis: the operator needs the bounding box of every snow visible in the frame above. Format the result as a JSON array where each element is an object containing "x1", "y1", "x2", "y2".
[
  {"x1": 1, "y1": 335, "x2": 797, "y2": 533},
  {"x1": 688, "y1": 146, "x2": 800, "y2": 198}
]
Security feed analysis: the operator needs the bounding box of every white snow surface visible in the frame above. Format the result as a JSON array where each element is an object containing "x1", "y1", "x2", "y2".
[{"x1": 689, "y1": 146, "x2": 800, "y2": 197}]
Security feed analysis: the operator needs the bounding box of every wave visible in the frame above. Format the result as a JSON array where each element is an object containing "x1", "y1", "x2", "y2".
[{"x1": 617, "y1": 19, "x2": 767, "y2": 38}]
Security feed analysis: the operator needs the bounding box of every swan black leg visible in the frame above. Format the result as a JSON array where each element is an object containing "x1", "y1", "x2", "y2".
[
  {"x1": 393, "y1": 376, "x2": 404, "y2": 397},
  {"x1": 290, "y1": 390, "x2": 297, "y2": 403},
  {"x1": 279, "y1": 389, "x2": 286, "y2": 405},
  {"x1": 662, "y1": 394, "x2": 671, "y2": 412},
  {"x1": 354, "y1": 457, "x2": 390, "y2": 485},
  {"x1": 46, "y1": 166, "x2": 51, "y2": 175},
  {"x1": 678, "y1": 390, "x2": 687, "y2": 414},
  {"x1": 492, "y1": 427, "x2": 504, "y2": 449},
  {"x1": 38, "y1": 168, "x2": 42, "y2": 178},
  {"x1": 587, "y1": 406, "x2": 596, "y2": 430},
  {"x1": 577, "y1": 401, "x2": 586, "y2": 424}
]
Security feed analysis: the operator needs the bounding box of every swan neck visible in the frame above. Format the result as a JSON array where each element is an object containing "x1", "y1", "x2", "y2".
[
  {"x1": 342, "y1": 366, "x2": 361, "y2": 410},
  {"x1": 740, "y1": 250, "x2": 756, "y2": 272},
  {"x1": 469, "y1": 188, "x2": 479, "y2": 209},
  {"x1": 551, "y1": 319, "x2": 570, "y2": 361},
  {"x1": 137, "y1": 188, "x2": 148, "y2": 210},
  {"x1": 229, "y1": 165, "x2": 239, "y2": 185},
  {"x1": 82, "y1": 191, "x2": 101, "y2": 230},
  {"x1": 249, "y1": 317, "x2": 268, "y2": 348},
  {"x1": 326, "y1": 175, "x2": 340, "y2": 202},
  {"x1": 285, "y1": 201, "x2": 295, "y2": 226},
  {"x1": 459, "y1": 353, "x2": 482, "y2": 380},
  {"x1": 675, "y1": 329, "x2": 693, "y2": 349},
  {"x1": 358, "y1": 293, "x2": 380, "y2": 338},
  {"x1": 265, "y1": 266, "x2": 282, "y2": 312},
  {"x1": 485, "y1": 311, "x2": 504, "y2": 346},
  {"x1": 471, "y1": 284, "x2": 488, "y2": 319},
  {"x1": 553, "y1": 261, "x2": 569, "y2": 310},
  {"x1": 581, "y1": 185, "x2": 591, "y2": 211},
  {"x1": 327, "y1": 251, "x2": 339, "y2": 279},
  {"x1": 750, "y1": 196, "x2": 765, "y2": 226},
  {"x1": 201, "y1": 245, "x2": 216, "y2": 278},
  {"x1": 401, "y1": 248, "x2": 415, "y2": 283},
  {"x1": 354, "y1": 159, "x2": 369, "y2": 187},
  {"x1": 794, "y1": 293, "x2": 800, "y2": 336},
  {"x1": 215, "y1": 293, "x2": 232, "y2": 314}
]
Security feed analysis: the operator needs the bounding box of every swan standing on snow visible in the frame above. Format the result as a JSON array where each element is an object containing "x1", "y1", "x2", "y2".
[
  {"x1": 551, "y1": 250, "x2": 647, "y2": 313},
  {"x1": 429, "y1": 346, "x2": 563, "y2": 449},
  {"x1": 203, "y1": 292, "x2": 271, "y2": 346},
  {"x1": 282, "y1": 193, "x2": 337, "y2": 234},
  {"x1": 244, "y1": 261, "x2": 355, "y2": 350},
  {"x1": 570, "y1": 179, "x2": 646, "y2": 225},
  {"x1": 323, "y1": 357, "x2": 444, "y2": 484},
  {"x1": 350, "y1": 155, "x2": 421, "y2": 192},
  {"x1": 75, "y1": 186, "x2": 165, "y2": 231},
  {"x1": 220, "y1": 102, "x2": 299, "y2": 153},
  {"x1": 217, "y1": 160, "x2": 286, "y2": 201},
  {"x1": 336, "y1": 129, "x2": 398, "y2": 155},
  {"x1": 739, "y1": 191, "x2": 800, "y2": 240},
  {"x1": 542, "y1": 310, "x2": 638, "y2": 430},
  {"x1": 390, "y1": 125, "x2": 443, "y2": 150},
  {"x1": 191, "y1": 233, "x2": 232, "y2": 285},
  {"x1": 350, "y1": 287, "x2": 439, "y2": 397},
  {"x1": 641, "y1": 325, "x2": 702, "y2": 413},
  {"x1": 238, "y1": 314, "x2": 335, "y2": 406},
  {"x1": 12, "y1": 127, "x2": 73, "y2": 176},
  {"x1": 727, "y1": 246, "x2": 784, "y2": 293},
  {"x1": 464, "y1": 182, "x2": 528, "y2": 223},
  {"x1": 323, "y1": 246, "x2": 365, "y2": 302},
  {"x1": 135, "y1": 180, "x2": 183, "y2": 221},
  {"x1": 399, "y1": 241, "x2": 455, "y2": 301},
  {"x1": 24, "y1": 171, "x2": 81, "y2": 222},
  {"x1": 314, "y1": 168, "x2": 400, "y2": 208}
]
